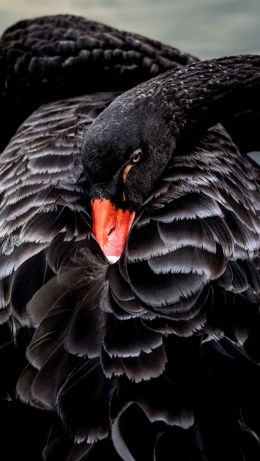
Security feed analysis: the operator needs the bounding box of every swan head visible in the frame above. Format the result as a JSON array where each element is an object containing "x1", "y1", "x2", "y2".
[
  {"x1": 82, "y1": 86, "x2": 175, "y2": 260},
  {"x1": 82, "y1": 54, "x2": 260, "y2": 260},
  {"x1": 82, "y1": 86, "x2": 175, "y2": 210}
]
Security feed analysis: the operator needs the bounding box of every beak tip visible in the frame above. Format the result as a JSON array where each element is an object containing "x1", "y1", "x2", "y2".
[{"x1": 106, "y1": 255, "x2": 121, "y2": 264}]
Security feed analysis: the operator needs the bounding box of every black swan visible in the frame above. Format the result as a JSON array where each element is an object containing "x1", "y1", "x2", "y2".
[{"x1": 0, "y1": 14, "x2": 260, "y2": 461}]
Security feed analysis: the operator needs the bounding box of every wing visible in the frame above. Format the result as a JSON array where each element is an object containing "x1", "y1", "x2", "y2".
[
  {"x1": 0, "y1": 92, "x2": 117, "y2": 398},
  {"x1": 122, "y1": 125, "x2": 260, "y2": 339},
  {"x1": 1, "y1": 13, "x2": 259, "y2": 461},
  {"x1": 0, "y1": 14, "x2": 197, "y2": 152},
  {"x1": 97, "y1": 125, "x2": 260, "y2": 381},
  {"x1": 96, "y1": 126, "x2": 260, "y2": 459},
  {"x1": 9, "y1": 121, "x2": 260, "y2": 459}
]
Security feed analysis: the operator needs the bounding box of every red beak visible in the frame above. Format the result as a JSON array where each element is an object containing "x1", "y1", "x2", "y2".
[{"x1": 92, "y1": 198, "x2": 135, "y2": 262}]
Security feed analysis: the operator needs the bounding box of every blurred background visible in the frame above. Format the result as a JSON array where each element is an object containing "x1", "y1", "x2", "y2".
[{"x1": 0, "y1": 0, "x2": 259, "y2": 59}]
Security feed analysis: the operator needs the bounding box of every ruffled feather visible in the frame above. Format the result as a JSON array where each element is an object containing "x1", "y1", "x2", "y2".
[{"x1": 0, "y1": 19, "x2": 260, "y2": 460}]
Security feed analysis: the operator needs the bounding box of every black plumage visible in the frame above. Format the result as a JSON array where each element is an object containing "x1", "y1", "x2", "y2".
[{"x1": 0, "y1": 14, "x2": 260, "y2": 461}]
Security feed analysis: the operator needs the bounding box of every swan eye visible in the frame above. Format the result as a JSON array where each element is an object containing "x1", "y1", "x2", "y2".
[
  {"x1": 122, "y1": 149, "x2": 142, "y2": 184},
  {"x1": 131, "y1": 149, "x2": 142, "y2": 164}
]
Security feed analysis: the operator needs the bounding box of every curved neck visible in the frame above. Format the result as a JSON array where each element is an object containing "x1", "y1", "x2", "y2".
[{"x1": 161, "y1": 55, "x2": 260, "y2": 145}]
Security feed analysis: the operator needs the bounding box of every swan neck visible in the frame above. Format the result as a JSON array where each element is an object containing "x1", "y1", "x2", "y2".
[{"x1": 163, "y1": 55, "x2": 260, "y2": 141}]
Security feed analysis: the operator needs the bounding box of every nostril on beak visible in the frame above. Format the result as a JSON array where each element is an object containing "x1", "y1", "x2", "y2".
[{"x1": 108, "y1": 226, "x2": 116, "y2": 236}]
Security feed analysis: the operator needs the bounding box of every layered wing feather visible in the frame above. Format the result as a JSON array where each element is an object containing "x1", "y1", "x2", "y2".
[
  {"x1": 0, "y1": 93, "x2": 115, "y2": 323},
  {"x1": 2, "y1": 113, "x2": 258, "y2": 459},
  {"x1": 0, "y1": 13, "x2": 259, "y2": 461},
  {"x1": 1, "y1": 90, "x2": 260, "y2": 461}
]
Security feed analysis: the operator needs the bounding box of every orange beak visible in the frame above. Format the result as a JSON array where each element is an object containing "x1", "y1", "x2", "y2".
[{"x1": 92, "y1": 198, "x2": 135, "y2": 262}]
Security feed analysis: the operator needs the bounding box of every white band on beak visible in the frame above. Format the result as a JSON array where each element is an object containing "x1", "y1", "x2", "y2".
[{"x1": 107, "y1": 255, "x2": 120, "y2": 264}]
